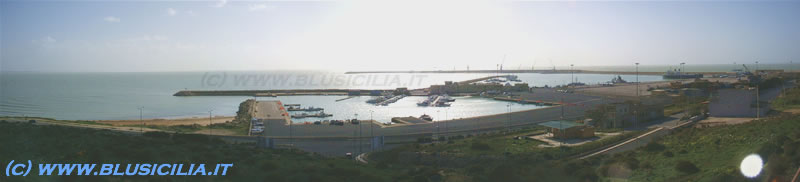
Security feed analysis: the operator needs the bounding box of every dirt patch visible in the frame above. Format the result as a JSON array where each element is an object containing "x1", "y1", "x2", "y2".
[
  {"x1": 782, "y1": 108, "x2": 800, "y2": 114},
  {"x1": 97, "y1": 116, "x2": 235, "y2": 126},
  {"x1": 193, "y1": 128, "x2": 239, "y2": 136},
  {"x1": 695, "y1": 117, "x2": 754, "y2": 128}
]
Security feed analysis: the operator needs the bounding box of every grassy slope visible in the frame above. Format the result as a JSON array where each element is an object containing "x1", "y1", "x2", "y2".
[
  {"x1": 369, "y1": 127, "x2": 643, "y2": 181},
  {"x1": 599, "y1": 114, "x2": 800, "y2": 181},
  {"x1": 0, "y1": 122, "x2": 400, "y2": 182},
  {"x1": 596, "y1": 86, "x2": 800, "y2": 181}
]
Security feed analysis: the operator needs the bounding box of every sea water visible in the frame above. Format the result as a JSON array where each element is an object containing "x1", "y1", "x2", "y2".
[{"x1": 1, "y1": 70, "x2": 667, "y2": 122}]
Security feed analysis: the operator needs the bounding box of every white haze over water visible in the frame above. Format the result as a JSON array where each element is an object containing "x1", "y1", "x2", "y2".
[{"x1": 0, "y1": 71, "x2": 663, "y2": 122}]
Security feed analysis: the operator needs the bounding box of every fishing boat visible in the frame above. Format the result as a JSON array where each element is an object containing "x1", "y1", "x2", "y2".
[
  {"x1": 441, "y1": 94, "x2": 456, "y2": 102},
  {"x1": 419, "y1": 114, "x2": 433, "y2": 121},
  {"x1": 417, "y1": 100, "x2": 430, "y2": 106},
  {"x1": 291, "y1": 111, "x2": 333, "y2": 118},
  {"x1": 506, "y1": 75, "x2": 521, "y2": 82}
]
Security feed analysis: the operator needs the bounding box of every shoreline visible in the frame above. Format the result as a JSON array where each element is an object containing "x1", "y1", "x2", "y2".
[
  {"x1": 95, "y1": 116, "x2": 236, "y2": 126},
  {"x1": 344, "y1": 69, "x2": 729, "y2": 75}
]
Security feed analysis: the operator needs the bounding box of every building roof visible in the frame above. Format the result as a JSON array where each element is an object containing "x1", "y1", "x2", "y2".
[{"x1": 538, "y1": 121, "x2": 584, "y2": 130}]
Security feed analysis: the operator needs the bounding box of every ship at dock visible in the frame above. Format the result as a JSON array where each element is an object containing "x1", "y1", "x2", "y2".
[
  {"x1": 417, "y1": 94, "x2": 454, "y2": 107},
  {"x1": 367, "y1": 94, "x2": 406, "y2": 106},
  {"x1": 287, "y1": 106, "x2": 324, "y2": 112},
  {"x1": 663, "y1": 69, "x2": 703, "y2": 79},
  {"x1": 291, "y1": 111, "x2": 333, "y2": 118},
  {"x1": 663, "y1": 63, "x2": 703, "y2": 79}
]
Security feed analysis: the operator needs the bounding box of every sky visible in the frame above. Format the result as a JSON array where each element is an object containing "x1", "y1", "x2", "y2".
[{"x1": 1, "y1": 0, "x2": 799, "y2": 72}]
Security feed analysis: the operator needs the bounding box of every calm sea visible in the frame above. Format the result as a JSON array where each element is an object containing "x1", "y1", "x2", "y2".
[{"x1": 7, "y1": 63, "x2": 795, "y2": 122}]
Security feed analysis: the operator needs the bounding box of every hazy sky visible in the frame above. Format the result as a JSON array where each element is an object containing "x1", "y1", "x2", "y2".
[{"x1": 1, "y1": 0, "x2": 799, "y2": 72}]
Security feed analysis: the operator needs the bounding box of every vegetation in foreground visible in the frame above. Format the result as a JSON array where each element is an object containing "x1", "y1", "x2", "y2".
[
  {"x1": 369, "y1": 127, "x2": 643, "y2": 181},
  {"x1": 595, "y1": 112, "x2": 800, "y2": 181},
  {"x1": 0, "y1": 122, "x2": 400, "y2": 182}
]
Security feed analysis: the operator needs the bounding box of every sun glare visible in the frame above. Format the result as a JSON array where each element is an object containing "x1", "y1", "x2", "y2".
[
  {"x1": 277, "y1": 1, "x2": 531, "y2": 70},
  {"x1": 740, "y1": 154, "x2": 763, "y2": 178}
]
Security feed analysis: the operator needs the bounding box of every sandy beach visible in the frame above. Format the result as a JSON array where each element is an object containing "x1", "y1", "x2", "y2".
[{"x1": 97, "y1": 116, "x2": 235, "y2": 126}]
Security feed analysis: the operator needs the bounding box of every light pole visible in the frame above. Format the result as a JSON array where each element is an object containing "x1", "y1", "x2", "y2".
[
  {"x1": 635, "y1": 62, "x2": 640, "y2": 129},
  {"x1": 756, "y1": 61, "x2": 759, "y2": 74},
  {"x1": 506, "y1": 104, "x2": 511, "y2": 132},
  {"x1": 445, "y1": 108, "x2": 449, "y2": 133},
  {"x1": 680, "y1": 62, "x2": 686, "y2": 73},
  {"x1": 636, "y1": 63, "x2": 640, "y2": 98},
  {"x1": 355, "y1": 113, "x2": 360, "y2": 154},
  {"x1": 138, "y1": 107, "x2": 144, "y2": 134},
  {"x1": 208, "y1": 109, "x2": 213, "y2": 136},
  {"x1": 570, "y1": 64, "x2": 575, "y2": 85},
  {"x1": 756, "y1": 61, "x2": 760, "y2": 119},
  {"x1": 436, "y1": 110, "x2": 440, "y2": 139},
  {"x1": 369, "y1": 110, "x2": 374, "y2": 138}
]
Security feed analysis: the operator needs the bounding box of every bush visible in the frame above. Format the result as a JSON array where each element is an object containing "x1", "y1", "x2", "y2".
[
  {"x1": 467, "y1": 165, "x2": 484, "y2": 174},
  {"x1": 417, "y1": 137, "x2": 433, "y2": 143},
  {"x1": 143, "y1": 131, "x2": 170, "y2": 138},
  {"x1": 624, "y1": 157, "x2": 640, "y2": 170},
  {"x1": 644, "y1": 142, "x2": 666, "y2": 152},
  {"x1": 471, "y1": 142, "x2": 492, "y2": 151},
  {"x1": 662, "y1": 151, "x2": 674, "y2": 157},
  {"x1": 675, "y1": 160, "x2": 700, "y2": 174}
]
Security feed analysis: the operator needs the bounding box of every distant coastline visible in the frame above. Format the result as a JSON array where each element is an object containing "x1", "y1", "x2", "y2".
[{"x1": 345, "y1": 69, "x2": 724, "y2": 75}]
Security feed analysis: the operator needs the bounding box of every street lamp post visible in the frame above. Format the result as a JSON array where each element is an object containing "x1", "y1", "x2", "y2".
[
  {"x1": 506, "y1": 104, "x2": 511, "y2": 132},
  {"x1": 436, "y1": 110, "x2": 440, "y2": 139},
  {"x1": 570, "y1": 64, "x2": 574, "y2": 85},
  {"x1": 680, "y1": 62, "x2": 686, "y2": 73},
  {"x1": 756, "y1": 61, "x2": 760, "y2": 119},
  {"x1": 636, "y1": 63, "x2": 640, "y2": 98},
  {"x1": 445, "y1": 108, "x2": 449, "y2": 133},
  {"x1": 208, "y1": 109, "x2": 213, "y2": 136},
  {"x1": 369, "y1": 110, "x2": 374, "y2": 152},
  {"x1": 355, "y1": 113, "x2": 360, "y2": 154},
  {"x1": 636, "y1": 62, "x2": 640, "y2": 129},
  {"x1": 138, "y1": 107, "x2": 144, "y2": 134},
  {"x1": 369, "y1": 110, "x2": 374, "y2": 137}
]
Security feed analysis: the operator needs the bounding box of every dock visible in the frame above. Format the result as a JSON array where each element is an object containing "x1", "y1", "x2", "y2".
[
  {"x1": 493, "y1": 96, "x2": 559, "y2": 106},
  {"x1": 429, "y1": 96, "x2": 442, "y2": 106},
  {"x1": 376, "y1": 95, "x2": 405, "y2": 106},
  {"x1": 458, "y1": 75, "x2": 505, "y2": 84},
  {"x1": 335, "y1": 96, "x2": 357, "y2": 102}
]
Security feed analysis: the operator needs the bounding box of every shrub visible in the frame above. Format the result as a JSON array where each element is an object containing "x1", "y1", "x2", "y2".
[
  {"x1": 675, "y1": 160, "x2": 700, "y2": 174},
  {"x1": 467, "y1": 165, "x2": 485, "y2": 174},
  {"x1": 662, "y1": 151, "x2": 674, "y2": 157},
  {"x1": 143, "y1": 131, "x2": 170, "y2": 138},
  {"x1": 624, "y1": 157, "x2": 640, "y2": 170},
  {"x1": 417, "y1": 137, "x2": 433, "y2": 143},
  {"x1": 644, "y1": 142, "x2": 666, "y2": 152},
  {"x1": 471, "y1": 142, "x2": 492, "y2": 151}
]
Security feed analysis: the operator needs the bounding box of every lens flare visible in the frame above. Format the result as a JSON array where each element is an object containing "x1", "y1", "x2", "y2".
[{"x1": 740, "y1": 154, "x2": 763, "y2": 178}]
